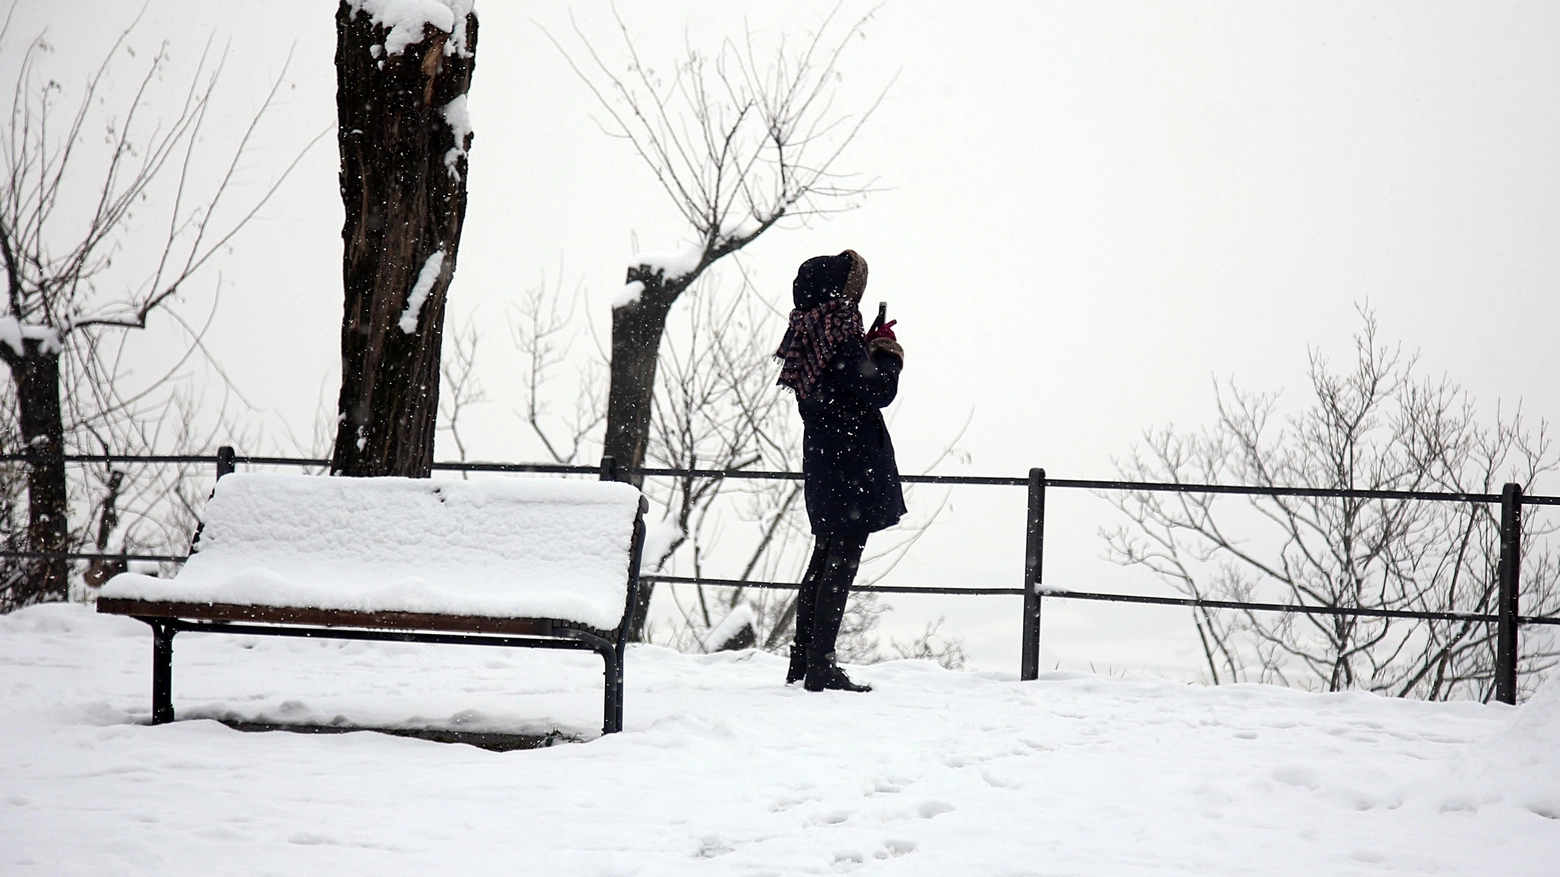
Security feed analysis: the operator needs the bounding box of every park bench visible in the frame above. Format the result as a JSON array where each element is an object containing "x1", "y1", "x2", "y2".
[{"x1": 97, "y1": 471, "x2": 647, "y2": 735}]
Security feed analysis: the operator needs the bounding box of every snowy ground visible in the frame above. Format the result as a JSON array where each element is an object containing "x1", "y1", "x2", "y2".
[{"x1": 3, "y1": 604, "x2": 1557, "y2": 876}]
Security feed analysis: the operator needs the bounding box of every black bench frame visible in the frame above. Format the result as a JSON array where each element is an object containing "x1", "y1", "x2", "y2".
[{"x1": 97, "y1": 479, "x2": 647, "y2": 737}]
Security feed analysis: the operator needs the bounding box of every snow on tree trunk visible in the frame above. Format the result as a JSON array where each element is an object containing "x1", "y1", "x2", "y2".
[{"x1": 330, "y1": 1, "x2": 477, "y2": 477}]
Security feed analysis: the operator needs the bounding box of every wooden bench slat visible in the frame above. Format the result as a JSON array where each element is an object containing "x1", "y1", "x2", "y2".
[{"x1": 96, "y1": 598, "x2": 604, "y2": 638}]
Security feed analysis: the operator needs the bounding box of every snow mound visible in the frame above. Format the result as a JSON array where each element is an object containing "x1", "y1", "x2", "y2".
[
  {"x1": 1469, "y1": 675, "x2": 1560, "y2": 819},
  {"x1": 705, "y1": 604, "x2": 756, "y2": 652},
  {"x1": 100, "y1": 473, "x2": 644, "y2": 631},
  {"x1": 1499, "y1": 674, "x2": 1560, "y2": 765}
]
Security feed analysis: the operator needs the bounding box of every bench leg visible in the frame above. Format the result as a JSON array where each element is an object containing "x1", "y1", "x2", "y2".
[
  {"x1": 599, "y1": 644, "x2": 623, "y2": 735},
  {"x1": 150, "y1": 621, "x2": 176, "y2": 725}
]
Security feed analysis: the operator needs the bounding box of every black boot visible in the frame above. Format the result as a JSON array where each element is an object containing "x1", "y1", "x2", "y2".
[
  {"x1": 786, "y1": 539, "x2": 830, "y2": 685},
  {"x1": 804, "y1": 650, "x2": 872, "y2": 692},
  {"x1": 786, "y1": 645, "x2": 808, "y2": 685},
  {"x1": 801, "y1": 532, "x2": 872, "y2": 692}
]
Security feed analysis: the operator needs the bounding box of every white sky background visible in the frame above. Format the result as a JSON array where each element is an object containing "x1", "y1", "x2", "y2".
[{"x1": 8, "y1": 1, "x2": 1560, "y2": 677}]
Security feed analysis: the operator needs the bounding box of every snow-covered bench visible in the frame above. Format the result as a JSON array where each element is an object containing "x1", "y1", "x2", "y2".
[{"x1": 97, "y1": 472, "x2": 647, "y2": 735}]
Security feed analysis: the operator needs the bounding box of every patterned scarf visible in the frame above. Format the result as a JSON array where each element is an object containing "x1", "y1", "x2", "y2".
[{"x1": 775, "y1": 298, "x2": 864, "y2": 400}]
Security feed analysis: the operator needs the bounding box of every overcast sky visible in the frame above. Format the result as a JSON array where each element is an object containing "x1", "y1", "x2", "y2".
[{"x1": 9, "y1": 1, "x2": 1560, "y2": 674}]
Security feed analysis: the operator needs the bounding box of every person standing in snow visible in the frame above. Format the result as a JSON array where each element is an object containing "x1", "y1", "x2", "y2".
[{"x1": 775, "y1": 250, "x2": 906, "y2": 692}]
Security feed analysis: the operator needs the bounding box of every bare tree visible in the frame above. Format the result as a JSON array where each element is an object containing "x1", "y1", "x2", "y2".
[
  {"x1": 552, "y1": 4, "x2": 891, "y2": 637},
  {"x1": 509, "y1": 273, "x2": 604, "y2": 466},
  {"x1": 640, "y1": 279, "x2": 808, "y2": 652},
  {"x1": 1103, "y1": 309, "x2": 1560, "y2": 700},
  {"x1": 506, "y1": 264, "x2": 964, "y2": 667},
  {"x1": 508, "y1": 269, "x2": 813, "y2": 648},
  {"x1": 0, "y1": 14, "x2": 318, "y2": 608},
  {"x1": 436, "y1": 314, "x2": 486, "y2": 470},
  {"x1": 75, "y1": 375, "x2": 253, "y2": 590},
  {"x1": 889, "y1": 618, "x2": 967, "y2": 671},
  {"x1": 330, "y1": 0, "x2": 477, "y2": 477}
]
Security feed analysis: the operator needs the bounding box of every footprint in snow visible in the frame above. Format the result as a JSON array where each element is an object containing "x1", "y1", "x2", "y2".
[
  {"x1": 912, "y1": 800, "x2": 955, "y2": 819},
  {"x1": 832, "y1": 849, "x2": 865, "y2": 870},
  {"x1": 875, "y1": 839, "x2": 916, "y2": 859},
  {"x1": 695, "y1": 835, "x2": 733, "y2": 858},
  {"x1": 982, "y1": 767, "x2": 1024, "y2": 789},
  {"x1": 1270, "y1": 764, "x2": 1319, "y2": 789}
]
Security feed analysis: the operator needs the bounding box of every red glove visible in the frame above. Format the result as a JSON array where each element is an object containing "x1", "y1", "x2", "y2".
[{"x1": 865, "y1": 319, "x2": 897, "y2": 343}]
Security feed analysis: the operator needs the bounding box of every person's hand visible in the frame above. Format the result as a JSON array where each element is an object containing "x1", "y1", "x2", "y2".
[
  {"x1": 865, "y1": 319, "x2": 897, "y2": 343},
  {"x1": 868, "y1": 336, "x2": 903, "y2": 363},
  {"x1": 866, "y1": 320, "x2": 902, "y2": 363}
]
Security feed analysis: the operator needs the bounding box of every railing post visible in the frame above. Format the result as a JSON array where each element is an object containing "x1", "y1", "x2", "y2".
[
  {"x1": 1021, "y1": 468, "x2": 1046, "y2": 681},
  {"x1": 1496, "y1": 482, "x2": 1523, "y2": 705},
  {"x1": 599, "y1": 455, "x2": 620, "y2": 483},
  {"x1": 216, "y1": 445, "x2": 236, "y2": 480}
]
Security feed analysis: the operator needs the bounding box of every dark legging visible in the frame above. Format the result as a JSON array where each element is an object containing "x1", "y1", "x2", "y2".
[{"x1": 793, "y1": 530, "x2": 869, "y2": 657}]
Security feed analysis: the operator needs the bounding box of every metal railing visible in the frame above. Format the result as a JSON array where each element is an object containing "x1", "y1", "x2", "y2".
[{"x1": 4, "y1": 448, "x2": 1557, "y2": 703}]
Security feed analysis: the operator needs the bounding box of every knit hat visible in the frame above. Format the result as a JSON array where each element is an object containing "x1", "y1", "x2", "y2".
[{"x1": 792, "y1": 252, "x2": 855, "y2": 309}]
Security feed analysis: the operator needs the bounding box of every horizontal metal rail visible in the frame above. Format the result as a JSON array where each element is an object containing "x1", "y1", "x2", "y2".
[
  {"x1": 0, "y1": 453, "x2": 230, "y2": 466},
  {"x1": 6, "y1": 453, "x2": 1555, "y2": 503},
  {"x1": 638, "y1": 575, "x2": 1560, "y2": 625},
  {"x1": 11, "y1": 558, "x2": 1555, "y2": 626},
  {"x1": 1035, "y1": 587, "x2": 1560, "y2": 626},
  {"x1": 641, "y1": 573, "x2": 1025, "y2": 596},
  {"x1": 165, "y1": 619, "x2": 613, "y2": 651},
  {"x1": 1048, "y1": 477, "x2": 1504, "y2": 504},
  {"x1": 1, "y1": 550, "x2": 191, "y2": 563}
]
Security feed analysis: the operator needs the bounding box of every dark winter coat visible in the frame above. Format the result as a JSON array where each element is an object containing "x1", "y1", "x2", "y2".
[{"x1": 799, "y1": 338, "x2": 907, "y2": 535}]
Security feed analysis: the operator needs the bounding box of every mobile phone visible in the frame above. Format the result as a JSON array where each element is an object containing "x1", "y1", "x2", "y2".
[{"x1": 871, "y1": 301, "x2": 887, "y2": 332}]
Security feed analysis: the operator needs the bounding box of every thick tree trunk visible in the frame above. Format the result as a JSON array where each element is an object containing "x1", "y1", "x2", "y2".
[
  {"x1": 605, "y1": 266, "x2": 694, "y2": 640},
  {"x1": 330, "y1": 2, "x2": 477, "y2": 477},
  {"x1": 5, "y1": 342, "x2": 67, "y2": 608},
  {"x1": 603, "y1": 272, "x2": 680, "y2": 480}
]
